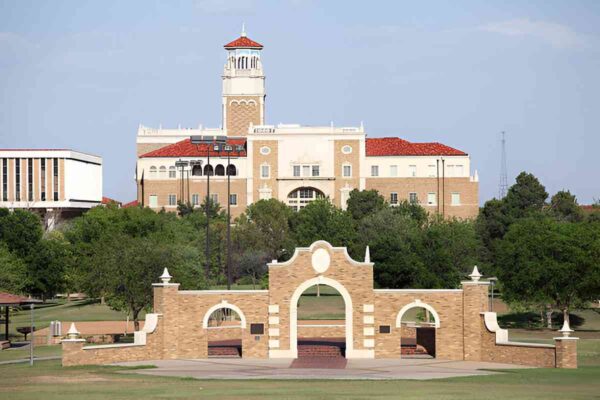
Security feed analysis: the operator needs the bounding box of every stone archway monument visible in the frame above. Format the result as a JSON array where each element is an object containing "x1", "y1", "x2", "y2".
[{"x1": 61, "y1": 240, "x2": 579, "y2": 369}]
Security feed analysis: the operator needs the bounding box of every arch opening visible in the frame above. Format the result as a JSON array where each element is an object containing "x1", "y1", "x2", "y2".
[
  {"x1": 215, "y1": 164, "x2": 225, "y2": 176},
  {"x1": 287, "y1": 187, "x2": 325, "y2": 211},
  {"x1": 396, "y1": 302, "x2": 439, "y2": 359},
  {"x1": 203, "y1": 303, "x2": 246, "y2": 358}
]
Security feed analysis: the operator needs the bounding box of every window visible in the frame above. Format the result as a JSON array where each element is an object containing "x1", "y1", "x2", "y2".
[
  {"x1": 2, "y1": 159, "x2": 7, "y2": 201},
  {"x1": 40, "y1": 159, "x2": 46, "y2": 201},
  {"x1": 371, "y1": 165, "x2": 379, "y2": 177},
  {"x1": 192, "y1": 165, "x2": 202, "y2": 176},
  {"x1": 27, "y1": 158, "x2": 33, "y2": 201},
  {"x1": 301, "y1": 165, "x2": 310, "y2": 177},
  {"x1": 343, "y1": 164, "x2": 352, "y2": 177},
  {"x1": 215, "y1": 165, "x2": 225, "y2": 176},
  {"x1": 428, "y1": 164, "x2": 436, "y2": 177},
  {"x1": 451, "y1": 193, "x2": 461, "y2": 206},
  {"x1": 342, "y1": 145, "x2": 352, "y2": 154},
  {"x1": 229, "y1": 193, "x2": 237, "y2": 206},
  {"x1": 192, "y1": 194, "x2": 199, "y2": 206},
  {"x1": 226, "y1": 164, "x2": 237, "y2": 176},
  {"x1": 149, "y1": 195, "x2": 158, "y2": 208},
  {"x1": 169, "y1": 166, "x2": 176, "y2": 178},
  {"x1": 390, "y1": 165, "x2": 398, "y2": 177},
  {"x1": 409, "y1": 165, "x2": 417, "y2": 177},
  {"x1": 15, "y1": 158, "x2": 20, "y2": 201},
  {"x1": 390, "y1": 192, "x2": 398, "y2": 205},
  {"x1": 311, "y1": 165, "x2": 320, "y2": 177},
  {"x1": 427, "y1": 192, "x2": 436, "y2": 206},
  {"x1": 287, "y1": 187, "x2": 325, "y2": 210},
  {"x1": 409, "y1": 192, "x2": 418, "y2": 204},
  {"x1": 260, "y1": 146, "x2": 271, "y2": 155},
  {"x1": 159, "y1": 166, "x2": 166, "y2": 178},
  {"x1": 168, "y1": 194, "x2": 177, "y2": 206},
  {"x1": 149, "y1": 166, "x2": 157, "y2": 178},
  {"x1": 210, "y1": 193, "x2": 219, "y2": 204},
  {"x1": 53, "y1": 159, "x2": 59, "y2": 201},
  {"x1": 293, "y1": 165, "x2": 300, "y2": 177},
  {"x1": 261, "y1": 164, "x2": 270, "y2": 178},
  {"x1": 203, "y1": 164, "x2": 214, "y2": 176}
]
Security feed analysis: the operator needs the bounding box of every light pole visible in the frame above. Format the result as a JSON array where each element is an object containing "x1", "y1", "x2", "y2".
[
  {"x1": 175, "y1": 160, "x2": 189, "y2": 205},
  {"x1": 489, "y1": 277, "x2": 498, "y2": 312},
  {"x1": 191, "y1": 135, "x2": 227, "y2": 285},
  {"x1": 29, "y1": 303, "x2": 34, "y2": 366}
]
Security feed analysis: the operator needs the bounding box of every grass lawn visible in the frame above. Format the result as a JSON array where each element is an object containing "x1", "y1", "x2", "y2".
[
  {"x1": 6, "y1": 299, "x2": 140, "y2": 340},
  {"x1": 0, "y1": 360, "x2": 599, "y2": 400},
  {"x1": 0, "y1": 344, "x2": 62, "y2": 362}
]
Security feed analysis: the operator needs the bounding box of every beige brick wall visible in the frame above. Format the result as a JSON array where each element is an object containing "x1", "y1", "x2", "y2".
[
  {"x1": 297, "y1": 324, "x2": 345, "y2": 339},
  {"x1": 59, "y1": 158, "x2": 65, "y2": 201},
  {"x1": 252, "y1": 140, "x2": 278, "y2": 201},
  {"x1": 226, "y1": 96, "x2": 262, "y2": 136},
  {"x1": 333, "y1": 140, "x2": 360, "y2": 208},
  {"x1": 462, "y1": 283, "x2": 489, "y2": 361},
  {"x1": 141, "y1": 178, "x2": 247, "y2": 218},
  {"x1": 373, "y1": 291, "x2": 464, "y2": 360},
  {"x1": 480, "y1": 316, "x2": 557, "y2": 368},
  {"x1": 555, "y1": 339, "x2": 578, "y2": 369},
  {"x1": 366, "y1": 177, "x2": 479, "y2": 219}
]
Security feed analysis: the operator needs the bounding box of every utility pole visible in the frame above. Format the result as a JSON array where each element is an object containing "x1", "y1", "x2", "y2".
[{"x1": 499, "y1": 131, "x2": 508, "y2": 199}]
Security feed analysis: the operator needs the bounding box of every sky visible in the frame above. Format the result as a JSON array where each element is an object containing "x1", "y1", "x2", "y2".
[{"x1": 1, "y1": 0, "x2": 599, "y2": 204}]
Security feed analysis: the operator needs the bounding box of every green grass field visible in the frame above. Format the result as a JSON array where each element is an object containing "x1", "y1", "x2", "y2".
[{"x1": 0, "y1": 361, "x2": 598, "y2": 400}]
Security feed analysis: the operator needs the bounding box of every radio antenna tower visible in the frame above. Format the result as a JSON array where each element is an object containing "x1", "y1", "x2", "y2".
[{"x1": 498, "y1": 131, "x2": 508, "y2": 198}]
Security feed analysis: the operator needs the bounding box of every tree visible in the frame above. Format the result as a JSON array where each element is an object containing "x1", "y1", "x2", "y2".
[
  {"x1": 235, "y1": 199, "x2": 295, "y2": 261},
  {"x1": 235, "y1": 250, "x2": 270, "y2": 289},
  {"x1": 496, "y1": 216, "x2": 600, "y2": 325},
  {"x1": 25, "y1": 233, "x2": 71, "y2": 300},
  {"x1": 504, "y1": 172, "x2": 548, "y2": 219},
  {"x1": 290, "y1": 199, "x2": 357, "y2": 248},
  {"x1": 0, "y1": 209, "x2": 43, "y2": 258},
  {"x1": 346, "y1": 189, "x2": 386, "y2": 221},
  {"x1": 392, "y1": 200, "x2": 429, "y2": 226},
  {"x1": 549, "y1": 190, "x2": 584, "y2": 222},
  {"x1": 0, "y1": 243, "x2": 28, "y2": 294}
]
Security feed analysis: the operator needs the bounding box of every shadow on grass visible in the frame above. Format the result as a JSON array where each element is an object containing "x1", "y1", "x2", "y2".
[{"x1": 498, "y1": 311, "x2": 585, "y2": 329}]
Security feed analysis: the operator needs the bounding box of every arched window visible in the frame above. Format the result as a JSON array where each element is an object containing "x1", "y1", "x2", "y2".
[
  {"x1": 203, "y1": 164, "x2": 214, "y2": 176},
  {"x1": 215, "y1": 164, "x2": 225, "y2": 176},
  {"x1": 149, "y1": 166, "x2": 157, "y2": 177},
  {"x1": 159, "y1": 166, "x2": 166, "y2": 178},
  {"x1": 226, "y1": 164, "x2": 237, "y2": 176},
  {"x1": 287, "y1": 187, "x2": 325, "y2": 211},
  {"x1": 169, "y1": 166, "x2": 176, "y2": 178},
  {"x1": 192, "y1": 165, "x2": 202, "y2": 176}
]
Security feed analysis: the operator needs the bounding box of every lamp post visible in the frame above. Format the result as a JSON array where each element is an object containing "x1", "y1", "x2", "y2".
[
  {"x1": 175, "y1": 160, "x2": 189, "y2": 205},
  {"x1": 191, "y1": 135, "x2": 226, "y2": 285},
  {"x1": 489, "y1": 277, "x2": 498, "y2": 312},
  {"x1": 29, "y1": 303, "x2": 34, "y2": 366}
]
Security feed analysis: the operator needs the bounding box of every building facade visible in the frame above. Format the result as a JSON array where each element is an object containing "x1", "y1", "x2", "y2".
[
  {"x1": 136, "y1": 31, "x2": 479, "y2": 218},
  {"x1": 0, "y1": 149, "x2": 103, "y2": 229}
]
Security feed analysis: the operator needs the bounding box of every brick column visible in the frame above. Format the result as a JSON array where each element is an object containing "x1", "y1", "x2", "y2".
[
  {"x1": 61, "y1": 339, "x2": 85, "y2": 366},
  {"x1": 461, "y1": 266, "x2": 490, "y2": 361},
  {"x1": 151, "y1": 268, "x2": 180, "y2": 359},
  {"x1": 555, "y1": 337, "x2": 578, "y2": 368}
]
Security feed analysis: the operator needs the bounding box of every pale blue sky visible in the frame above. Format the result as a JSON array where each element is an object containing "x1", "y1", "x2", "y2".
[{"x1": 1, "y1": 0, "x2": 599, "y2": 204}]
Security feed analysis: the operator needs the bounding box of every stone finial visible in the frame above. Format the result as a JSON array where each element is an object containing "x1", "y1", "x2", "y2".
[
  {"x1": 559, "y1": 319, "x2": 574, "y2": 337},
  {"x1": 67, "y1": 322, "x2": 80, "y2": 339},
  {"x1": 365, "y1": 246, "x2": 371, "y2": 263},
  {"x1": 241, "y1": 22, "x2": 246, "y2": 37},
  {"x1": 469, "y1": 265, "x2": 482, "y2": 282},
  {"x1": 160, "y1": 268, "x2": 172, "y2": 284}
]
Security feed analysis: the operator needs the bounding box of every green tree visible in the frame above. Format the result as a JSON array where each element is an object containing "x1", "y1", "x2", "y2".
[
  {"x1": 496, "y1": 216, "x2": 600, "y2": 325},
  {"x1": 25, "y1": 233, "x2": 71, "y2": 300},
  {"x1": 0, "y1": 244, "x2": 28, "y2": 293},
  {"x1": 346, "y1": 189, "x2": 386, "y2": 221},
  {"x1": 290, "y1": 199, "x2": 357, "y2": 248},
  {"x1": 392, "y1": 200, "x2": 429, "y2": 226},
  {"x1": 0, "y1": 209, "x2": 43, "y2": 258},
  {"x1": 549, "y1": 190, "x2": 584, "y2": 222},
  {"x1": 504, "y1": 172, "x2": 548, "y2": 219}
]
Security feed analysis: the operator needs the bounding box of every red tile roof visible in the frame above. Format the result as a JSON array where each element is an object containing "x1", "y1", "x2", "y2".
[
  {"x1": 224, "y1": 36, "x2": 263, "y2": 49},
  {"x1": 102, "y1": 196, "x2": 121, "y2": 205},
  {"x1": 0, "y1": 292, "x2": 35, "y2": 305},
  {"x1": 366, "y1": 137, "x2": 467, "y2": 157},
  {"x1": 139, "y1": 138, "x2": 247, "y2": 158},
  {"x1": 122, "y1": 200, "x2": 139, "y2": 208}
]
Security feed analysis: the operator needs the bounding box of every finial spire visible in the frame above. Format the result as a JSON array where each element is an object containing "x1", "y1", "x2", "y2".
[
  {"x1": 241, "y1": 22, "x2": 247, "y2": 37},
  {"x1": 469, "y1": 265, "x2": 482, "y2": 282},
  {"x1": 365, "y1": 246, "x2": 371, "y2": 263}
]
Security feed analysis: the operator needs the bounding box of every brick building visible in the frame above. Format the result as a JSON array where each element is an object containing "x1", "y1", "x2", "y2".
[{"x1": 135, "y1": 29, "x2": 479, "y2": 218}]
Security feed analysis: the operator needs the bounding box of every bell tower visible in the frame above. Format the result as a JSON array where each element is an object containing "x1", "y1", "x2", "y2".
[{"x1": 222, "y1": 26, "x2": 265, "y2": 136}]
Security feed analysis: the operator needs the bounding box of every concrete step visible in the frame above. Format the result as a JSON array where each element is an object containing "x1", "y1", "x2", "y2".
[{"x1": 401, "y1": 344, "x2": 429, "y2": 355}]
